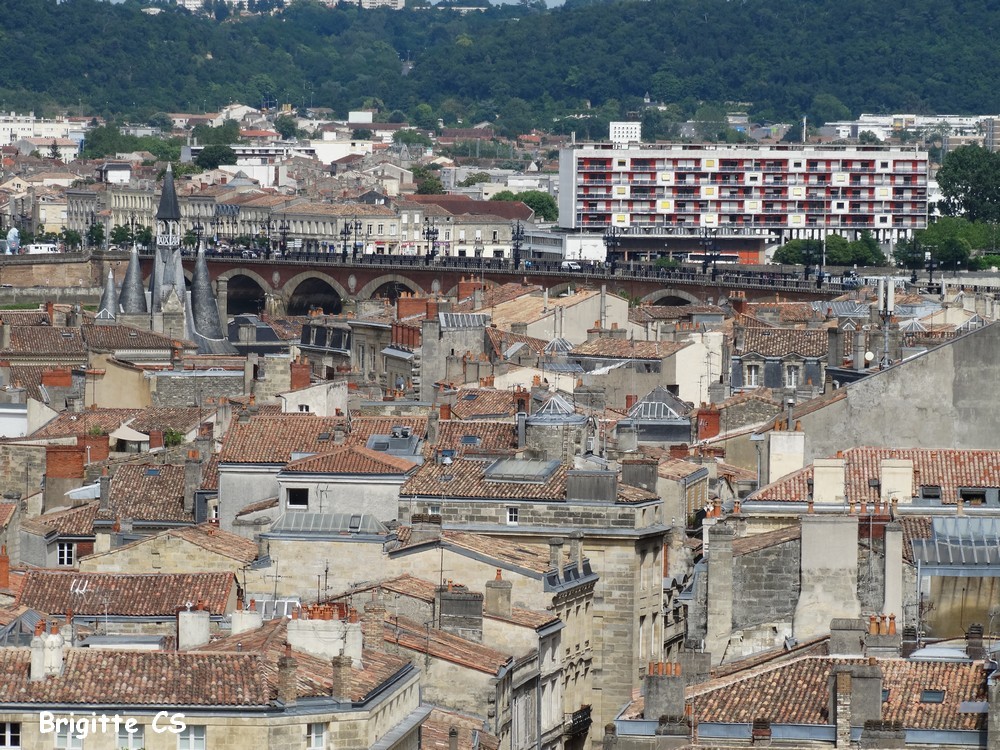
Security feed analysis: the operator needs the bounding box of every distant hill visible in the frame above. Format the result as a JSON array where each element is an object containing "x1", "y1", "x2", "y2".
[{"x1": 1, "y1": 0, "x2": 997, "y2": 130}]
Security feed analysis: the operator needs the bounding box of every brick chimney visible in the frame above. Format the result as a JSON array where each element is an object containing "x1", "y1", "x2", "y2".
[
  {"x1": 30, "y1": 621, "x2": 46, "y2": 681},
  {"x1": 0, "y1": 545, "x2": 9, "y2": 589},
  {"x1": 548, "y1": 537, "x2": 564, "y2": 572},
  {"x1": 409, "y1": 513, "x2": 442, "y2": 545},
  {"x1": 289, "y1": 357, "x2": 311, "y2": 391},
  {"x1": 277, "y1": 643, "x2": 298, "y2": 706},
  {"x1": 643, "y1": 662, "x2": 685, "y2": 725},
  {"x1": 78, "y1": 433, "x2": 110, "y2": 464},
  {"x1": 330, "y1": 654, "x2": 353, "y2": 701},
  {"x1": 148, "y1": 429, "x2": 164, "y2": 450},
  {"x1": 41, "y1": 367, "x2": 72, "y2": 388},
  {"x1": 45, "y1": 444, "x2": 85, "y2": 480},
  {"x1": 484, "y1": 569, "x2": 512, "y2": 619},
  {"x1": 696, "y1": 405, "x2": 721, "y2": 441},
  {"x1": 362, "y1": 599, "x2": 386, "y2": 652}
]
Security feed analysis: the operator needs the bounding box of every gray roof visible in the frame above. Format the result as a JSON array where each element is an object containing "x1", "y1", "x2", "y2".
[
  {"x1": 911, "y1": 517, "x2": 1000, "y2": 573},
  {"x1": 155, "y1": 163, "x2": 181, "y2": 221},
  {"x1": 527, "y1": 393, "x2": 586, "y2": 425},
  {"x1": 95, "y1": 269, "x2": 118, "y2": 321},
  {"x1": 189, "y1": 246, "x2": 230, "y2": 352},
  {"x1": 628, "y1": 386, "x2": 691, "y2": 421},
  {"x1": 269, "y1": 512, "x2": 389, "y2": 536},
  {"x1": 544, "y1": 337, "x2": 573, "y2": 354},
  {"x1": 118, "y1": 245, "x2": 147, "y2": 314},
  {"x1": 439, "y1": 312, "x2": 488, "y2": 330}
]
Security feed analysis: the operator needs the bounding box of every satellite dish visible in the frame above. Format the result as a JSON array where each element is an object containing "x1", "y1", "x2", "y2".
[{"x1": 864, "y1": 351, "x2": 875, "y2": 362}]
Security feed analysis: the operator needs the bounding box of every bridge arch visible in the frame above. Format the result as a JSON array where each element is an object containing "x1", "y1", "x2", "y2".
[
  {"x1": 641, "y1": 288, "x2": 702, "y2": 306},
  {"x1": 217, "y1": 268, "x2": 275, "y2": 316},
  {"x1": 283, "y1": 271, "x2": 350, "y2": 316},
  {"x1": 358, "y1": 274, "x2": 426, "y2": 301},
  {"x1": 545, "y1": 282, "x2": 583, "y2": 299}
]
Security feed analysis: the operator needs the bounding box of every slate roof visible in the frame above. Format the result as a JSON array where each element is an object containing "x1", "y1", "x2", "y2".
[
  {"x1": 689, "y1": 656, "x2": 987, "y2": 731},
  {"x1": 281, "y1": 445, "x2": 418, "y2": 475},
  {"x1": 753, "y1": 447, "x2": 1000, "y2": 505},
  {"x1": 108, "y1": 464, "x2": 190, "y2": 522},
  {"x1": 16, "y1": 571, "x2": 234, "y2": 616},
  {"x1": 571, "y1": 337, "x2": 687, "y2": 360},
  {"x1": 629, "y1": 386, "x2": 691, "y2": 420},
  {"x1": 449, "y1": 389, "x2": 518, "y2": 420},
  {"x1": 485, "y1": 328, "x2": 549, "y2": 360},
  {"x1": 384, "y1": 614, "x2": 512, "y2": 674},
  {"x1": 739, "y1": 327, "x2": 828, "y2": 358},
  {"x1": 0, "y1": 650, "x2": 271, "y2": 706},
  {"x1": 400, "y1": 458, "x2": 567, "y2": 500}
]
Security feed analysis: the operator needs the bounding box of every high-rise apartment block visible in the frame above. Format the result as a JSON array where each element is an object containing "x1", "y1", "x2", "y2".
[{"x1": 558, "y1": 143, "x2": 929, "y2": 253}]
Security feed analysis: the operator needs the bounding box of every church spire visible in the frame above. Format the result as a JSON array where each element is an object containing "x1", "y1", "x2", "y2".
[
  {"x1": 118, "y1": 244, "x2": 147, "y2": 314},
  {"x1": 190, "y1": 244, "x2": 226, "y2": 343},
  {"x1": 156, "y1": 163, "x2": 182, "y2": 222},
  {"x1": 96, "y1": 269, "x2": 118, "y2": 321}
]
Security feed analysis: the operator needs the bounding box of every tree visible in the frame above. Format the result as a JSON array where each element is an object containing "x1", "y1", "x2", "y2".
[
  {"x1": 490, "y1": 190, "x2": 518, "y2": 202},
  {"x1": 60, "y1": 228, "x2": 82, "y2": 250},
  {"x1": 110, "y1": 224, "x2": 132, "y2": 246},
  {"x1": 86, "y1": 222, "x2": 105, "y2": 249},
  {"x1": 48, "y1": 140, "x2": 60, "y2": 160},
  {"x1": 393, "y1": 130, "x2": 432, "y2": 147},
  {"x1": 351, "y1": 128, "x2": 373, "y2": 140},
  {"x1": 136, "y1": 225, "x2": 153, "y2": 249},
  {"x1": 857, "y1": 130, "x2": 881, "y2": 144},
  {"x1": 809, "y1": 93, "x2": 850, "y2": 126},
  {"x1": 516, "y1": 190, "x2": 557, "y2": 221},
  {"x1": 411, "y1": 104, "x2": 437, "y2": 131},
  {"x1": 458, "y1": 171, "x2": 492, "y2": 187},
  {"x1": 274, "y1": 114, "x2": 298, "y2": 140},
  {"x1": 936, "y1": 145, "x2": 1000, "y2": 223},
  {"x1": 196, "y1": 144, "x2": 237, "y2": 170},
  {"x1": 412, "y1": 166, "x2": 444, "y2": 194},
  {"x1": 148, "y1": 112, "x2": 174, "y2": 131}
]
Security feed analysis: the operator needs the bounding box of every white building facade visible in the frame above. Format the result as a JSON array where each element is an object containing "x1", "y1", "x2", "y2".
[{"x1": 558, "y1": 142, "x2": 929, "y2": 245}]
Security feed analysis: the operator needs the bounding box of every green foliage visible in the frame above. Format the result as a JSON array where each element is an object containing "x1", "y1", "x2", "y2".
[
  {"x1": 412, "y1": 166, "x2": 444, "y2": 194},
  {"x1": 857, "y1": 130, "x2": 881, "y2": 144},
  {"x1": 654, "y1": 257, "x2": 680, "y2": 269},
  {"x1": 192, "y1": 121, "x2": 240, "y2": 146},
  {"x1": 274, "y1": 115, "x2": 298, "y2": 140},
  {"x1": 489, "y1": 190, "x2": 517, "y2": 202},
  {"x1": 86, "y1": 222, "x2": 105, "y2": 249},
  {"x1": 61, "y1": 228, "x2": 83, "y2": 250},
  {"x1": 163, "y1": 428, "x2": 185, "y2": 447},
  {"x1": 110, "y1": 224, "x2": 132, "y2": 246},
  {"x1": 773, "y1": 235, "x2": 885, "y2": 267},
  {"x1": 458, "y1": 171, "x2": 492, "y2": 187},
  {"x1": 393, "y1": 130, "x2": 432, "y2": 147},
  {"x1": 351, "y1": 128, "x2": 373, "y2": 140},
  {"x1": 196, "y1": 144, "x2": 237, "y2": 169},
  {"x1": 489, "y1": 189, "x2": 557, "y2": 220},
  {"x1": 936, "y1": 146, "x2": 1000, "y2": 223}
]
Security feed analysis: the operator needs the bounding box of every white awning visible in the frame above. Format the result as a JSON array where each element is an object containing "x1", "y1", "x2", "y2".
[{"x1": 108, "y1": 423, "x2": 149, "y2": 442}]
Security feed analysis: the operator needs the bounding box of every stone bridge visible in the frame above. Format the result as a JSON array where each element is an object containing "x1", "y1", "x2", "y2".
[{"x1": 140, "y1": 255, "x2": 843, "y2": 317}]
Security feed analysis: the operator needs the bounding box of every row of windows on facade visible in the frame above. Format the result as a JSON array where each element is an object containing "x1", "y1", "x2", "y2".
[
  {"x1": 743, "y1": 363, "x2": 803, "y2": 388},
  {"x1": 0, "y1": 722, "x2": 327, "y2": 749}
]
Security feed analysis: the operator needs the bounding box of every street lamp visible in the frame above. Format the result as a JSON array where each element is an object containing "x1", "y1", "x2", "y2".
[
  {"x1": 128, "y1": 211, "x2": 138, "y2": 251},
  {"x1": 192, "y1": 221, "x2": 204, "y2": 253},
  {"x1": 423, "y1": 218, "x2": 439, "y2": 265},
  {"x1": 925, "y1": 249, "x2": 939, "y2": 290},
  {"x1": 603, "y1": 223, "x2": 622, "y2": 273},
  {"x1": 699, "y1": 227, "x2": 721, "y2": 281},
  {"x1": 278, "y1": 216, "x2": 290, "y2": 258},
  {"x1": 510, "y1": 220, "x2": 525, "y2": 269},
  {"x1": 340, "y1": 219, "x2": 352, "y2": 262},
  {"x1": 352, "y1": 218, "x2": 365, "y2": 260}
]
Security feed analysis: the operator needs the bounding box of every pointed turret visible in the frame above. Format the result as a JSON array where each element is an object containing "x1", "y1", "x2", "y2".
[
  {"x1": 95, "y1": 269, "x2": 118, "y2": 322},
  {"x1": 118, "y1": 245, "x2": 147, "y2": 314},
  {"x1": 156, "y1": 163, "x2": 182, "y2": 223},
  {"x1": 191, "y1": 245, "x2": 227, "y2": 343},
  {"x1": 148, "y1": 245, "x2": 164, "y2": 313}
]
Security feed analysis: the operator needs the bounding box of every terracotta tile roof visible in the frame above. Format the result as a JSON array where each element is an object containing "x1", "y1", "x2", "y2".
[
  {"x1": 91, "y1": 523, "x2": 257, "y2": 564},
  {"x1": 220, "y1": 415, "x2": 427, "y2": 464},
  {"x1": 489, "y1": 289, "x2": 605, "y2": 328},
  {"x1": 430, "y1": 420, "x2": 517, "y2": 456},
  {"x1": 385, "y1": 614, "x2": 511, "y2": 674},
  {"x1": 0, "y1": 310, "x2": 52, "y2": 325},
  {"x1": 730, "y1": 525, "x2": 800, "y2": 556},
  {"x1": 0, "y1": 327, "x2": 85, "y2": 357},
  {"x1": 401, "y1": 458, "x2": 567, "y2": 501},
  {"x1": 109, "y1": 463, "x2": 190, "y2": 522},
  {"x1": 236, "y1": 497, "x2": 279, "y2": 517},
  {"x1": 657, "y1": 458, "x2": 708, "y2": 481},
  {"x1": 754, "y1": 447, "x2": 1000, "y2": 505},
  {"x1": 195, "y1": 617, "x2": 411, "y2": 702},
  {"x1": 0, "y1": 502, "x2": 15, "y2": 528},
  {"x1": 715, "y1": 461, "x2": 757, "y2": 483},
  {"x1": 484, "y1": 327, "x2": 549, "y2": 359},
  {"x1": 201, "y1": 454, "x2": 219, "y2": 491},
  {"x1": 16, "y1": 571, "x2": 234, "y2": 616},
  {"x1": 0, "y1": 604, "x2": 31, "y2": 627},
  {"x1": 899, "y1": 516, "x2": 931, "y2": 564},
  {"x1": 453, "y1": 282, "x2": 542, "y2": 312},
  {"x1": 421, "y1": 708, "x2": 500, "y2": 750},
  {"x1": 442, "y1": 531, "x2": 563, "y2": 574},
  {"x1": 27, "y1": 406, "x2": 205, "y2": 440},
  {"x1": 488, "y1": 605, "x2": 559, "y2": 630},
  {"x1": 22, "y1": 502, "x2": 98, "y2": 537},
  {"x1": 0, "y1": 650, "x2": 271, "y2": 706},
  {"x1": 717, "y1": 388, "x2": 781, "y2": 410},
  {"x1": 260, "y1": 315, "x2": 306, "y2": 341},
  {"x1": 630, "y1": 303, "x2": 725, "y2": 324},
  {"x1": 746, "y1": 302, "x2": 827, "y2": 325},
  {"x1": 449, "y1": 388, "x2": 518, "y2": 420},
  {"x1": 81, "y1": 324, "x2": 193, "y2": 351},
  {"x1": 571, "y1": 337, "x2": 688, "y2": 360},
  {"x1": 739, "y1": 327, "x2": 828, "y2": 358},
  {"x1": 9, "y1": 365, "x2": 54, "y2": 402},
  {"x1": 408, "y1": 194, "x2": 533, "y2": 221},
  {"x1": 690, "y1": 656, "x2": 987, "y2": 731},
  {"x1": 336, "y1": 574, "x2": 439, "y2": 603},
  {"x1": 282, "y1": 445, "x2": 418, "y2": 475},
  {"x1": 617, "y1": 483, "x2": 658, "y2": 504}
]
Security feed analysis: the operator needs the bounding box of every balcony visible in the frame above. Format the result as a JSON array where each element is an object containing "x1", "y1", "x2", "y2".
[{"x1": 565, "y1": 705, "x2": 593, "y2": 738}]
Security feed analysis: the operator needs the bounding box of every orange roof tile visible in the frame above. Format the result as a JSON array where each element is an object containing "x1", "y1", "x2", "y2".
[{"x1": 282, "y1": 445, "x2": 418, "y2": 475}]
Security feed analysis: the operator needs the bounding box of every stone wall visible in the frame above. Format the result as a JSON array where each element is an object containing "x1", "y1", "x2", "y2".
[
  {"x1": 731, "y1": 538, "x2": 800, "y2": 631},
  {"x1": 151, "y1": 372, "x2": 246, "y2": 408},
  {"x1": 0, "y1": 444, "x2": 45, "y2": 502}
]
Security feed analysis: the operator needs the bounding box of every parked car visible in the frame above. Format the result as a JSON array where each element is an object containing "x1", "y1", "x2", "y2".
[{"x1": 560, "y1": 261, "x2": 582, "y2": 271}]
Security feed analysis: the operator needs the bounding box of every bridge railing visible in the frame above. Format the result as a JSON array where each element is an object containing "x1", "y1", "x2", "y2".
[{"x1": 128, "y1": 247, "x2": 847, "y2": 295}]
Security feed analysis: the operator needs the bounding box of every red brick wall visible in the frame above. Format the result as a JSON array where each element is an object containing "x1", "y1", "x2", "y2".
[
  {"x1": 77, "y1": 434, "x2": 110, "y2": 463},
  {"x1": 45, "y1": 445, "x2": 85, "y2": 479},
  {"x1": 41, "y1": 367, "x2": 72, "y2": 387},
  {"x1": 148, "y1": 430, "x2": 164, "y2": 450},
  {"x1": 290, "y1": 360, "x2": 311, "y2": 391}
]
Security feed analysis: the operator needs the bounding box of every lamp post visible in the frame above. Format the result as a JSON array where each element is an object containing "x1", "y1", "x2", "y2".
[
  {"x1": 340, "y1": 220, "x2": 352, "y2": 262},
  {"x1": 700, "y1": 227, "x2": 722, "y2": 281},
  {"x1": 192, "y1": 221, "x2": 204, "y2": 253},
  {"x1": 261, "y1": 218, "x2": 274, "y2": 258},
  {"x1": 510, "y1": 220, "x2": 525, "y2": 270},
  {"x1": 925, "y1": 249, "x2": 939, "y2": 290},
  {"x1": 128, "y1": 211, "x2": 138, "y2": 252},
  {"x1": 278, "y1": 216, "x2": 290, "y2": 258},
  {"x1": 352, "y1": 218, "x2": 365, "y2": 260},
  {"x1": 423, "y1": 218, "x2": 439, "y2": 266},
  {"x1": 603, "y1": 223, "x2": 621, "y2": 273}
]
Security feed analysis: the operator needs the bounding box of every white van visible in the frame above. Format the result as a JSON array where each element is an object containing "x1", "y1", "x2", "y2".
[
  {"x1": 560, "y1": 261, "x2": 582, "y2": 271},
  {"x1": 24, "y1": 243, "x2": 59, "y2": 255}
]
